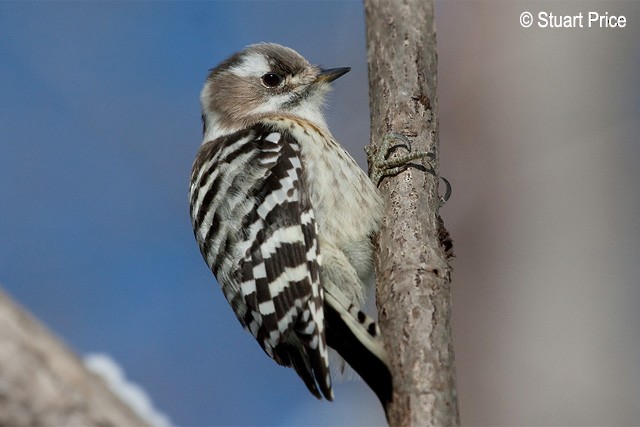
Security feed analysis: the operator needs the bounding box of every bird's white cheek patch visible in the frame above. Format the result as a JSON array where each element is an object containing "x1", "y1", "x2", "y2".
[{"x1": 248, "y1": 93, "x2": 292, "y2": 115}]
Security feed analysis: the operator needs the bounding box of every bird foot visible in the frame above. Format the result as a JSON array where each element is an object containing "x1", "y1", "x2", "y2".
[
  {"x1": 365, "y1": 133, "x2": 435, "y2": 187},
  {"x1": 365, "y1": 133, "x2": 451, "y2": 206}
]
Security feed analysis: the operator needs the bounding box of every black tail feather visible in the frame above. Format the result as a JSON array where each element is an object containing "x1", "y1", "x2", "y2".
[{"x1": 324, "y1": 301, "x2": 393, "y2": 409}]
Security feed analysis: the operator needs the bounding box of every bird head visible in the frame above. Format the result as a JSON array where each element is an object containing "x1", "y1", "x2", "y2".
[{"x1": 201, "y1": 43, "x2": 350, "y2": 140}]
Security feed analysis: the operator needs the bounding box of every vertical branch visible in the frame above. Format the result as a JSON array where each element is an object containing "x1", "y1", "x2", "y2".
[{"x1": 364, "y1": 0, "x2": 459, "y2": 425}]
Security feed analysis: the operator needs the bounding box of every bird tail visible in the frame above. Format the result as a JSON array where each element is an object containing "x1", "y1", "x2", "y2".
[{"x1": 323, "y1": 291, "x2": 393, "y2": 409}]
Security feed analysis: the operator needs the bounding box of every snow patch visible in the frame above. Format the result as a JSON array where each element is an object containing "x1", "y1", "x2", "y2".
[{"x1": 85, "y1": 353, "x2": 171, "y2": 427}]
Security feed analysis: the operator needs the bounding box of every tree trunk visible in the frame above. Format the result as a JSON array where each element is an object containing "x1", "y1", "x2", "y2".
[
  {"x1": 0, "y1": 287, "x2": 150, "y2": 427},
  {"x1": 364, "y1": 0, "x2": 459, "y2": 425}
]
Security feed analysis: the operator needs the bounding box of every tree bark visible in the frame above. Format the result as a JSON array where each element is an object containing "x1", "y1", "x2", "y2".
[
  {"x1": 0, "y1": 287, "x2": 150, "y2": 427},
  {"x1": 364, "y1": 0, "x2": 459, "y2": 425}
]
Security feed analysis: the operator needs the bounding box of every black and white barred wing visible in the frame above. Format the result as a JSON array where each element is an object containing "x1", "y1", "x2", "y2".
[{"x1": 190, "y1": 125, "x2": 332, "y2": 400}]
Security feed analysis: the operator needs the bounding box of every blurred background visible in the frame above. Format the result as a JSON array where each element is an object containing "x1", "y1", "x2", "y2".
[{"x1": 1, "y1": 1, "x2": 639, "y2": 425}]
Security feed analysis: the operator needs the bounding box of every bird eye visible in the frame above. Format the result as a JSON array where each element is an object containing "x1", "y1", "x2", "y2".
[{"x1": 261, "y1": 73, "x2": 283, "y2": 88}]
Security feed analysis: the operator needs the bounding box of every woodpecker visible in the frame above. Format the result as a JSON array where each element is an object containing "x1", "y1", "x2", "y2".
[{"x1": 189, "y1": 43, "x2": 392, "y2": 406}]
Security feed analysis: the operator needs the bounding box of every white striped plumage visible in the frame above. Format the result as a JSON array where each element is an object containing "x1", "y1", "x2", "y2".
[{"x1": 190, "y1": 43, "x2": 391, "y2": 405}]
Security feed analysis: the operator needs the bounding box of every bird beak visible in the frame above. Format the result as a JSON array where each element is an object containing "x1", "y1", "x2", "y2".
[{"x1": 316, "y1": 67, "x2": 351, "y2": 83}]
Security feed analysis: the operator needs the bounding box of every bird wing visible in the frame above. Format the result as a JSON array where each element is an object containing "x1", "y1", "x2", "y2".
[{"x1": 232, "y1": 125, "x2": 332, "y2": 400}]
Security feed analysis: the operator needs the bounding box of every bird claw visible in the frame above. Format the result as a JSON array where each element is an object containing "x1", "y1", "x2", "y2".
[
  {"x1": 366, "y1": 133, "x2": 452, "y2": 206},
  {"x1": 366, "y1": 133, "x2": 435, "y2": 187},
  {"x1": 438, "y1": 176, "x2": 452, "y2": 207}
]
